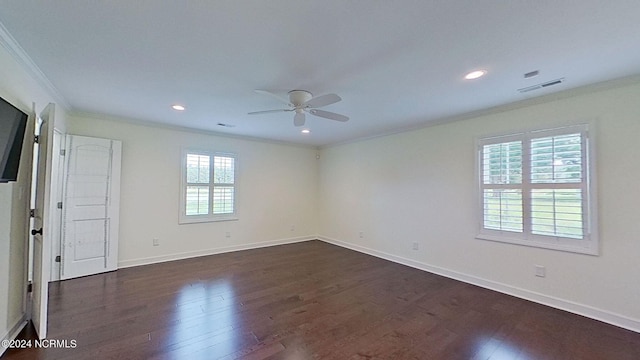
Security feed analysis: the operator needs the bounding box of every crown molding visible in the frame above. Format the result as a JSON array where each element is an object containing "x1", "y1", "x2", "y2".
[
  {"x1": 70, "y1": 110, "x2": 320, "y2": 150},
  {"x1": 0, "y1": 21, "x2": 70, "y2": 110},
  {"x1": 320, "y1": 74, "x2": 640, "y2": 149}
]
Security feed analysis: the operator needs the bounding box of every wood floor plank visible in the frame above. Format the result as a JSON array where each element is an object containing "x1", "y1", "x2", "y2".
[{"x1": 3, "y1": 240, "x2": 639, "y2": 359}]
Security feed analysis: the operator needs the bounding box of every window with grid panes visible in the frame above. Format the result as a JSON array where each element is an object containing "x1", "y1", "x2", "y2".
[
  {"x1": 180, "y1": 150, "x2": 237, "y2": 223},
  {"x1": 477, "y1": 124, "x2": 598, "y2": 254}
]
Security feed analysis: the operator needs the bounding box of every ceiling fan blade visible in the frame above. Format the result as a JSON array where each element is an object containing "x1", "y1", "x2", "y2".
[
  {"x1": 304, "y1": 93, "x2": 341, "y2": 108},
  {"x1": 255, "y1": 89, "x2": 292, "y2": 106},
  {"x1": 248, "y1": 109, "x2": 291, "y2": 115},
  {"x1": 294, "y1": 112, "x2": 305, "y2": 126},
  {"x1": 309, "y1": 109, "x2": 349, "y2": 122}
]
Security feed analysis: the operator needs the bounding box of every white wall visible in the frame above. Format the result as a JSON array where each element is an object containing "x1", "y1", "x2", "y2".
[
  {"x1": 67, "y1": 115, "x2": 319, "y2": 267},
  {"x1": 0, "y1": 39, "x2": 67, "y2": 351},
  {"x1": 318, "y1": 81, "x2": 640, "y2": 332}
]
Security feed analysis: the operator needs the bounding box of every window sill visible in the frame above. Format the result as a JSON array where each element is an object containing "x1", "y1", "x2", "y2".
[
  {"x1": 179, "y1": 216, "x2": 239, "y2": 225},
  {"x1": 475, "y1": 233, "x2": 598, "y2": 256}
]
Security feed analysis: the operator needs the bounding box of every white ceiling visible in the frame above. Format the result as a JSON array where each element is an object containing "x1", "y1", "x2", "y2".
[{"x1": 1, "y1": 1, "x2": 640, "y2": 146}]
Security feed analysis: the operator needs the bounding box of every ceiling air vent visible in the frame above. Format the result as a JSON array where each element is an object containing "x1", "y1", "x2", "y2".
[{"x1": 518, "y1": 78, "x2": 565, "y2": 93}]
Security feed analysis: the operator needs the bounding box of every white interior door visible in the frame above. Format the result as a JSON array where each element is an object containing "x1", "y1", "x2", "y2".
[
  {"x1": 61, "y1": 135, "x2": 121, "y2": 280},
  {"x1": 31, "y1": 103, "x2": 54, "y2": 339}
]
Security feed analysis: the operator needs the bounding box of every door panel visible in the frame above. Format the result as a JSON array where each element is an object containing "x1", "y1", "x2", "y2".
[{"x1": 61, "y1": 135, "x2": 121, "y2": 280}]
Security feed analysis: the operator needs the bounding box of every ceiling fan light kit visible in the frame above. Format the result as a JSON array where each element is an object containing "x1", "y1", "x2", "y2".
[
  {"x1": 289, "y1": 90, "x2": 313, "y2": 105},
  {"x1": 249, "y1": 89, "x2": 349, "y2": 127}
]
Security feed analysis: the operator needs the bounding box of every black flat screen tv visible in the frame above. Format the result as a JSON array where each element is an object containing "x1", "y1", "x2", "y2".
[{"x1": 0, "y1": 96, "x2": 29, "y2": 183}]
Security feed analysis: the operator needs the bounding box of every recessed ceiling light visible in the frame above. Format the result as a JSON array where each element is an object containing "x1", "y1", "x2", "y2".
[
  {"x1": 172, "y1": 104, "x2": 185, "y2": 111},
  {"x1": 301, "y1": 129, "x2": 310, "y2": 134},
  {"x1": 464, "y1": 70, "x2": 487, "y2": 80}
]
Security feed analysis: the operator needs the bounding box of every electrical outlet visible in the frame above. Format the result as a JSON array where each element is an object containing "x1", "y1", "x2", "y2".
[
  {"x1": 412, "y1": 242, "x2": 419, "y2": 250},
  {"x1": 359, "y1": 231, "x2": 364, "y2": 238},
  {"x1": 225, "y1": 232, "x2": 231, "y2": 238},
  {"x1": 290, "y1": 225, "x2": 295, "y2": 232},
  {"x1": 153, "y1": 238, "x2": 159, "y2": 246},
  {"x1": 535, "y1": 265, "x2": 546, "y2": 277}
]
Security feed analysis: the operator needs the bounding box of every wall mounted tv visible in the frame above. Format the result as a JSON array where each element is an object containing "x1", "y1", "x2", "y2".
[{"x1": 0, "y1": 96, "x2": 29, "y2": 183}]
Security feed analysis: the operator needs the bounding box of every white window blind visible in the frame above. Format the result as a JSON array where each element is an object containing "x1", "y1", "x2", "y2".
[
  {"x1": 482, "y1": 140, "x2": 523, "y2": 233},
  {"x1": 529, "y1": 132, "x2": 584, "y2": 239},
  {"x1": 185, "y1": 154, "x2": 211, "y2": 216},
  {"x1": 477, "y1": 125, "x2": 597, "y2": 254},
  {"x1": 181, "y1": 150, "x2": 237, "y2": 223},
  {"x1": 212, "y1": 156, "x2": 235, "y2": 215}
]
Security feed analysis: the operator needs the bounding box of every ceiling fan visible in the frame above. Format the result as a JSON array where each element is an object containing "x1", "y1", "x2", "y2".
[{"x1": 248, "y1": 90, "x2": 349, "y2": 127}]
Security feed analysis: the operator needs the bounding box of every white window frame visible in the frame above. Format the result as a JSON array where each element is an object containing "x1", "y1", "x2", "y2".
[
  {"x1": 179, "y1": 149, "x2": 238, "y2": 224},
  {"x1": 476, "y1": 124, "x2": 599, "y2": 255}
]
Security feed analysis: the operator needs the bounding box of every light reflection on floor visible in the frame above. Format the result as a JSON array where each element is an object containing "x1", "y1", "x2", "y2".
[
  {"x1": 168, "y1": 279, "x2": 239, "y2": 358},
  {"x1": 472, "y1": 335, "x2": 524, "y2": 360}
]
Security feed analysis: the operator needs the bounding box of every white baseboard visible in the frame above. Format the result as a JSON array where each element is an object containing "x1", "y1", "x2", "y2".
[
  {"x1": 118, "y1": 235, "x2": 316, "y2": 269},
  {"x1": 318, "y1": 235, "x2": 640, "y2": 334},
  {"x1": 0, "y1": 315, "x2": 28, "y2": 357},
  {"x1": 114, "y1": 234, "x2": 639, "y2": 333}
]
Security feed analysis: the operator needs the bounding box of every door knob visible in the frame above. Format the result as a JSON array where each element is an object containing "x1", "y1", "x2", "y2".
[{"x1": 31, "y1": 228, "x2": 43, "y2": 236}]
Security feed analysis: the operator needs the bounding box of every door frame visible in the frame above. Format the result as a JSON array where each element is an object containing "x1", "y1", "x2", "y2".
[{"x1": 48, "y1": 129, "x2": 65, "y2": 282}]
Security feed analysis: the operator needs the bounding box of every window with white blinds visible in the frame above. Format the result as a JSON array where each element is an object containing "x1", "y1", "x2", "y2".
[
  {"x1": 477, "y1": 125, "x2": 598, "y2": 254},
  {"x1": 180, "y1": 150, "x2": 237, "y2": 223}
]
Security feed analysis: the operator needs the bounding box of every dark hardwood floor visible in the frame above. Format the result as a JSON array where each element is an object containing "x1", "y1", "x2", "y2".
[{"x1": 3, "y1": 240, "x2": 639, "y2": 359}]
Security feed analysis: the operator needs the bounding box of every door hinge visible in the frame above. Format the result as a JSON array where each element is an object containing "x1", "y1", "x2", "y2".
[
  {"x1": 27, "y1": 282, "x2": 33, "y2": 293},
  {"x1": 57, "y1": 202, "x2": 63, "y2": 209},
  {"x1": 60, "y1": 149, "x2": 66, "y2": 156},
  {"x1": 55, "y1": 255, "x2": 61, "y2": 263},
  {"x1": 30, "y1": 209, "x2": 35, "y2": 218},
  {"x1": 34, "y1": 135, "x2": 40, "y2": 144}
]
